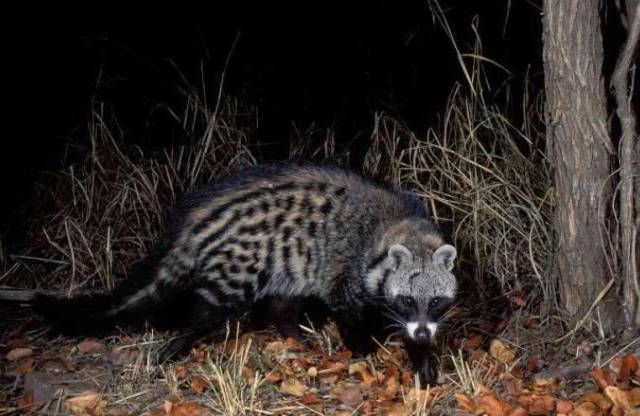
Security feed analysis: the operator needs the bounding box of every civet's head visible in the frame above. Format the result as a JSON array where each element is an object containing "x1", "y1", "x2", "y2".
[{"x1": 365, "y1": 222, "x2": 457, "y2": 345}]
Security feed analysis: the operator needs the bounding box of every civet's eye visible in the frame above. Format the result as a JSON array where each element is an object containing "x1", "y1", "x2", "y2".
[
  {"x1": 429, "y1": 297, "x2": 441, "y2": 308},
  {"x1": 401, "y1": 296, "x2": 416, "y2": 309}
]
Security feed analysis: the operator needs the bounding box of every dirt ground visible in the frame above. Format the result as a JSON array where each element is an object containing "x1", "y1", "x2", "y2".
[{"x1": 1, "y1": 303, "x2": 638, "y2": 416}]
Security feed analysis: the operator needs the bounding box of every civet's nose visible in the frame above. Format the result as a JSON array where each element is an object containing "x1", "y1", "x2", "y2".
[{"x1": 414, "y1": 326, "x2": 430, "y2": 344}]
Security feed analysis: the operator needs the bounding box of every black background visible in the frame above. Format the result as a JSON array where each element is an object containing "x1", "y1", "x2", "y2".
[{"x1": 3, "y1": 2, "x2": 542, "y2": 246}]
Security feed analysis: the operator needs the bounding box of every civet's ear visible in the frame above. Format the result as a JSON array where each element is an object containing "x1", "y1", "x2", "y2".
[
  {"x1": 432, "y1": 244, "x2": 457, "y2": 271},
  {"x1": 388, "y1": 244, "x2": 413, "y2": 269}
]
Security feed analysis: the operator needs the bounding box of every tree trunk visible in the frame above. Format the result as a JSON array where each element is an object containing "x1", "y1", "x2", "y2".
[{"x1": 542, "y1": 0, "x2": 617, "y2": 328}]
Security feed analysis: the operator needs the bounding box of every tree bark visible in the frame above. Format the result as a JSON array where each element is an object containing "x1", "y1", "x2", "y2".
[
  {"x1": 611, "y1": 1, "x2": 640, "y2": 332},
  {"x1": 542, "y1": 0, "x2": 617, "y2": 327}
]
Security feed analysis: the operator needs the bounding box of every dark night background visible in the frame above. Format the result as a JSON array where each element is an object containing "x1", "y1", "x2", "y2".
[{"x1": 3, "y1": 2, "x2": 542, "y2": 250}]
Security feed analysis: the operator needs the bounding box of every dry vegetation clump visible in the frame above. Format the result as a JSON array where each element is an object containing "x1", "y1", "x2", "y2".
[
  {"x1": 5, "y1": 97, "x2": 256, "y2": 292},
  {"x1": 9, "y1": 62, "x2": 624, "y2": 416}
]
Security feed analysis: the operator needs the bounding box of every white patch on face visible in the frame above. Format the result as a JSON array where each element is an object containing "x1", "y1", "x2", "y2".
[
  {"x1": 427, "y1": 322, "x2": 438, "y2": 337},
  {"x1": 406, "y1": 322, "x2": 419, "y2": 339}
]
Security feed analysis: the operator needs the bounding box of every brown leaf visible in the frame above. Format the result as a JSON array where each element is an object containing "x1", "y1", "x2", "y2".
[
  {"x1": 190, "y1": 376, "x2": 208, "y2": 394},
  {"x1": 378, "y1": 371, "x2": 400, "y2": 401},
  {"x1": 630, "y1": 387, "x2": 640, "y2": 407},
  {"x1": 580, "y1": 391, "x2": 612, "y2": 411},
  {"x1": 604, "y1": 385, "x2": 638, "y2": 410},
  {"x1": 455, "y1": 393, "x2": 477, "y2": 413},
  {"x1": 77, "y1": 339, "x2": 103, "y2": 354},
  {"x1": 65, "y1": 391, "x2": 106, "y2": 416},
  {"x1": 301, "y1": 393, "x2": 321, "y2": 405},
  {"x1": 349, "y1": 361, "x2": 379, "y2": 387},
  {"x1": 502, "y1": 374, "x2": 524, "y2": 396},
  {"x1": 556, "y1": 399, "x2": 573, "y2": 414},
  {"x1": 333, "y1": 385, "x2": 363, "y2": 407},
  {"x1": 489, "y1": 339, "x2": 516, "y2": 365},
  {"x1": 265, "y1": 369, "x2": 283, "y2": 384},
  {"x1": 360, "y1": 400, "x2": 374, "y2": 414},
  {"x1": 619, "y1": 354, "x2": 639, "y2": 384},
  {"x1": 318, "y1": 361, "x2": 346, "y2": 375},
  {"x1": 385, "y1": 403, "x2": 410, "y2": 416},
  {"x1": 401, "y1": 370, "x2": 414, "y2": 387},
  {"x1": 464, "y1": 334, "x2": 483, "y2": 350},
  {"x1": 170, "y1": 402, "x2": 201, "y2": 416},
  {"x1": 476, "y1": 385, "x2": 514, "y2": 416},
  {"x1": 508, "y1": 408, "x2": 529, "y2": 416},
  {"x1": 517, "y1": 393, "x2": 554, "y2": 416},
  {"x1": 532, "y1": 377, "x2": 557, "y2": 394},
  {"x1": 6, "y1": 347, "x2": 33, "y2": 361},
  {"x1": 526, "y1": 356, "x2": 544, "y2": 372},
  {"x1": 264, "y1": 340, "x2": 286, "y2": 354},
  {"x1": 18, "y1": 389, "x2": 34, "y2": 410},
  {"x1": 105, "y1": 406, "x2": 130, "y2": 416},
  {"x1": 590, "y1": 367, "x2": 613, "y2": 390},
  {"x1": 280, "y1": 377, "x2": 306, "y2": 397},
  {"x1": 285, "y1": 337, "x2": 305, "y2": 352},
  {"x1": 570, "y1": 401, "x2": 598, "y2": 416}
]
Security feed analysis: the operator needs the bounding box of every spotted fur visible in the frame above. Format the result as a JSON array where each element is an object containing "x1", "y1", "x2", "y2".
[{"x1": 34, "y1": 161, "x2": 458, "y2": 386}]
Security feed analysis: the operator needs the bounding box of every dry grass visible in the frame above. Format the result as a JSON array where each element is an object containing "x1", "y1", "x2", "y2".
[
  {"x1": 0, "y1": 55, "x2": 560, "y2": 414},
  {"x1": 6, "y1": 96, "x2": 256, "y2": 292}
]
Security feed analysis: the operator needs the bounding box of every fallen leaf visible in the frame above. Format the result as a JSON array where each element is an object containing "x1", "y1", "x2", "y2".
[
  {"x1": 170, "y1": 402, "x2": 201, "y2": 416},
  {"x1": 265, "y1": 369, "x2": 283, "y2": 384},
  {"x1": 517, "y1": 393, "x2": 554, "y2": 416},
  {"x1": 455, "y1": 393, "x2": 477, "y2": 413},
  {"x1": 556, "y1": 399, "x2": 573, "y2": 414},
  {"x1": 333, "y1": 385, "x2": 363, "y2": 407},
  {"x1": 463, "y1": 334, "x2": 483, "y2": 350},
  {"x1": 401, "y1": 370, "x2": 414, "y2": 387},
  {"x1": 526, "y1": 356, "x2": 544, "y2": 372},
  {"x1": 580, "y1": 391, "x2": 611, "y2": 411},
  {"x1": 77, "y1": 339, "x2": 103, "y2": 354},
  {"x1": 190, "y1": 376, "x2": 208, "y2": 394},
  {"x1": 318, "y1": 361, "x2": 346, "y2": 375},
  {"x1": 489, "y1": 339, "x2": 516, "y2": 365},
  {"x1": 105, "y1": 406, "x2": 129, "y2": 416},
  {"x1": 18, "y1": 389, "x2": 34, "y2": 410},
  {"x1": 280, "y1": 377, "x2": 306, "y2": 397},
  {"x1": 591, "y1": 367, "x2": 613, "y2": 390},
  {"x1": 630, "y1": 388, "x2": 640, "y2": 406},
  {"x1": 378, "y1": 371, "x2": 400, "y2": 401},
  {"x1": 65, "y1": 391, "x2": 106, "y2": 416},
  {"x1": 570, "y1": 401, "x2": 598, "y2": 416},
  {"x1": 619, "y1": 354, "x2": 639, "y2": 384},
  {"x1": 301, "y1": 393, "x2": 321, "y2": 405},
  {"x1": 476, "y1": 385, "x2": 514, "y2": 416},
  {"x1": 349, "y1": 361, "x2": 379, "y2": 387},
  {"x1": 385, "y1": 403, "x2": 409, "y2": 416},
  {"x1": 508, "y1": 408, "x2": 528, "y2": 416},
  {"x1": 604, "y1": 385, "x2": 639, "y2": 410},
  {"x1": 6, "y1": 347, "x2": 33, "y2": 361},
  {"x1": 502, "y1": 374, "x2": 524, "y2": 396},
  {"x1": 360, "y1": 400, "x2": 374, "y2": 414},
  {"x1": 264, "y1": 340, "x2": 287, "y2": 354},
  {"x1": 285, "y1": 337, "x2": 305, "y2": 352},
  {"x1": 532, "y1": 377, "x2": 557, "y2": 394}
]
